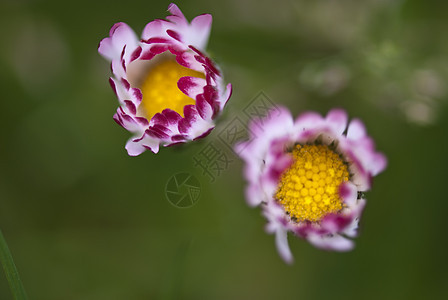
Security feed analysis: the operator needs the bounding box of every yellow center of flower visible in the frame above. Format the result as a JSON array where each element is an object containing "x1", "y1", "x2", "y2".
[
  {"x1": 275, "y1": 144, "x2": 350, "y2": 223},
  {"x1": 140, "y1": 59, "x2": 204, "y2": 119}
]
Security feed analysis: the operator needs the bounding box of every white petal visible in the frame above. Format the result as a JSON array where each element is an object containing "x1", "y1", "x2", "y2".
[
  {"x1": 275, "y1": 229, "x2": 293, "y2": 264},
  {"x1": 294, "y1": 111, "x2": 324, "y2": 130},
  {"x1": 326, "y1": 109, "x2": 348, "y2": 135},
  {"x1": 343, "y1": 218, "x2": 360, "y2": 238},
  {"x1": 125, "y1": 138, "x2": 147, "y2": 156},
  {"x1": 245, "y1": 184, "x2": 263, "y2": 207},
  {"x1": 347, "y1": 119, "x2": 366, "y2": 140},
  {"x1": 186, "y1": 14, "x2": 212, "y2": 50},
  {"x1": 98, "y1": 22, "x2": 139, "y2": 62},
  {"x1": 339, "y1": 181, "x2": 358, "y2": 207},
  {"x1": 308, "y1": 234, "x2": 354, "y2": 252}
]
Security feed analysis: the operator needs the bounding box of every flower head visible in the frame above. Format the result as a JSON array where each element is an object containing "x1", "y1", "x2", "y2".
[
  {"x1": 236, "y1": 107, "x2": 387, "y2": 263},
  {"x1": 98, "y1": 3, "x2": 232, "y2": 155}
]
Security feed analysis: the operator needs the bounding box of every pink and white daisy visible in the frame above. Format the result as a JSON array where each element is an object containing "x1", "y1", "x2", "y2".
[
  {"x1": 236, "y1": 107, "x2": 387, "y2": 263},
  {"x1": 98, "y1": 3, "x2": 232, "y2": 155}
]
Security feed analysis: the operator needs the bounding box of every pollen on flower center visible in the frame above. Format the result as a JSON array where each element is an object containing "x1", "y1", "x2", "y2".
[
  {"x1": 275, "y1": 144, "x2": 350, "y2": 223},
  {"x1": 140, "y1": 59, "x2": 205, "y2": 120}
]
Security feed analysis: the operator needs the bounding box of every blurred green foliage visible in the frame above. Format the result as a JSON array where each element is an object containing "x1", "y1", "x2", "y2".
[{"x1": 1, "y1": 0, "x2": 447, "y2": 299}]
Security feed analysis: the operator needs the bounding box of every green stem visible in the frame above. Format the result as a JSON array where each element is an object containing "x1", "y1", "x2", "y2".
[{"x1": 0, "y1": 229, "x2": 28, "y2": 300}]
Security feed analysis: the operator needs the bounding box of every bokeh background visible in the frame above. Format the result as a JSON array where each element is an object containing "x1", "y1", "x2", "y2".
[{"x1": 1, "y1": 0, "x2": 448, "y2": 299}]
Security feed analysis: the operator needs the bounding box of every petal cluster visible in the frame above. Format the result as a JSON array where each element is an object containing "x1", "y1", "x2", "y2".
[
  {"x1": 236, "y1": 107, "x2": 387, "y2": 263},
  {"x1": 98, "y1": 3, "x2": 232, "y2": 155}
]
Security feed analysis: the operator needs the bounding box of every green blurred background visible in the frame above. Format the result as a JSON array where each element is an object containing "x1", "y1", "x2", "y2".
[{"x1": 1, "y1": 0, "x2": 447, "y2": 299}]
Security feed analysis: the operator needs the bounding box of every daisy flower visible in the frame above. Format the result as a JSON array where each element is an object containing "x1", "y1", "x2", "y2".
[
  {"x1": 236, "y1": 107, "x2": 387, "y2": 263},
  {"x1": 98, "y1": 3, "x2": 232, "y2": 155}
]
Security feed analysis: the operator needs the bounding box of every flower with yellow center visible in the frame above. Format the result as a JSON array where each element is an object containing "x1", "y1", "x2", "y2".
[
  {"x1": 98, "y1": 3, "x2": 232, "y2": 155},
  {"x1": 236, "y1": 107, "x2": 387, "y2": 263}
]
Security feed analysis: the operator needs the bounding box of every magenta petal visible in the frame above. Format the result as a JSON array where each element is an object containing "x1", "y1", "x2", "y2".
[
  {"x1": 193, "y1": 127, "x2": 213, "y2": 140},
  {"x1": 124, "y1": 100, "x2": 136, "y2": 115},
  {"x1": 121, "y1": 78, "x2": 131, "y2": 90},
  {"x1": 166, "y1": 30, "x2": 182, "y2": 42},
  {"x1": 177, "y1": 76, "x2": 206, "y2": 100},
  {"x1": 178, "y1": 116, "x2": 194, "y2": 134},
  {"x1": 146, "y1": 125, "x2": 170, "y2": 139},
  {"x1": 113, "y1": 113, "x2": 124, "y2": 128},
  {"x1": 339, "y1": 182, "x2": 357, "y2": 207},
  {"x1": 161, "y1": 109, "x2": 183, "y2": 125},
  {"x1": 130, "y1": 46, "x2": 142, "y2": 62},
  {"x1": 168, "y1": 46, "x2": 183, "y2": 56},
  {"x1": 176, "y1": 53, "x2": 192, "y2": 68},
  {"x1": 189, "y1": 45, "x2": 205, "y2": 57},
  {"x1": 321, "y1": 213, "x2": 352, "y2": 234},
  {"x1": 165, "y1": 141, "x2": 185, "y2": 147},
  {"x1": 203, "y1": 57, "x2": 220, "y2": 76},
  {"x1": 109, "y1": 78, "x2": 117, "y2": 96},
  {"x1": 140, "y1": 50, "x2": 156, "y2": 60},
  {"x1": 120, "y1": 112, "x2": 136, "y2": 124},
  {"x1": 151, "y1": 113, "x2": 169, "y2": 127},
  {"x1": 135, "y1": 117, "x2": 149, "y2": 126},
  {"x1": 131, "y1": 88, "x2": 143, "y2": 103},
  {"x1": 150, "y1": 45, "x2": 169, "y2": 55},
  {"x1": 202, "y1": 85, "x2": 217, "y2": 106},
  {"x1": 183, "y1": 105, "x2": 198, "y2": 120},
  {"x1": 178, "y1": 119, "x2": 191, "y2": 134},
  {"x1": 196, "y1": 95, "x2": 214, "y2": 120},
  {"x1": 171, "y1": 134, "x2": 187, "y2": 142},
  {"x1": 177, "y1": 76, "x2": 197, "y2": 94},
  {"x1": 142, "y1": 37, "x2": 171, "y2": 44}
]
